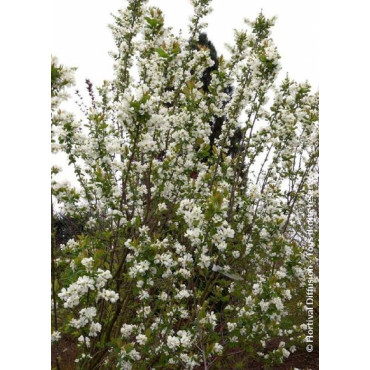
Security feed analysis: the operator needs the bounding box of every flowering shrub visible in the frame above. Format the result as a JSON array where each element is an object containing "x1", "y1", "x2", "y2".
[{"x1": 51, "y1": 0, "x2": 319, "y2": 368}]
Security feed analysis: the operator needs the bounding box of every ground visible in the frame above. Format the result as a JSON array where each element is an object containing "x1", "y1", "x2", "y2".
[{"x1": 52, "y1": 338, "x2": 318, "y2": 369}]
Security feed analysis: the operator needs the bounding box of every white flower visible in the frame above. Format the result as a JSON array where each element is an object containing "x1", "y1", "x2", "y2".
[
  {"x1": 60, "y1": 239, "x2": 79, "y2": 252},
  {"x1": 271, "y1": 297, "x2": 284, "y2": 311},
  {"x1": 159, "y1": 292, "x2": 168, "y2": 301},
  {"x1": 276, "y1": 267, "x2": 287, "y2": 279},
  {"x1": 119, "y1": 361, "x2": 132, "y2": 370},
  {"x1": 212, "y1": 264, "x2": 221, "y2": 272},
  {"x1": 213, "y1": 343, "x2": 223, "y2": 355},
  {"x1": 199, "y1": 311, "x2": 217, "y2": 328},
  {"x1": 138, "y1": 290, "x2": 149, "y2": 300},
  {"x1": 253, "y1": 283, "x2": 262, "y2": 295},
  {"x1": 264, "y1": 45, "x2": 278, "y2": 61},
  {"x1": 217, "y1": 241, "x2": 227, "y2": 252},
  {"x1": 136, "y1": 280, "x2": 144, "y2": 288},
  {"x1": 142, "y1": 306, "x2": 151, "y2": 317},
  {"x1": 227, "y1": 322, "x2": 237, "y2": 332},
  {"x1": 177, "y1": 330, "x2": 192, "y2": 348},
  {"x1": 58, "y1": 276, "x2": 95, "y2": 308},
  {"x1": 98, "y1": 289, "x2": 119, "y2": 303},
  {"x1": 89, "y1": 322, "x2": 102, "y2": 337},
  {"x1": 51, "y1": 331, "x2": 61, "y2": 343},
  {"x1": 128, "y1": 348, "x2": 141, "y2": 361},
  {"x1": 158, "y1": 202, "x2": 167, "y2": 211},
  {"x1": 96, "y1": 269, "x2": 112, "y2": 288},
  {"x1": 198, "y1": 254, "x2": 211, "y2": 268},
  {"x1": 86, "y1": 217, "x2": 96, "y2": 229},
  {"x1": 232, "y1": 251, "x2": 240, "y2": 258},
  {"x1": 129, "y1": 261, "x2": 150, "y2": 278},
  {"x1": 175, "y1": 285, "x2": 191, "y2": 300},
  {"x1": 260, "y1": 228, "x2": 269, "y2": 239},
  {"x1": 81, "y1": 257, "x2": 94, "y2": 272},
  {"x1": 138, "y1": 132, "x2": 157, "y2": 152},
  {"x1": 70, "y1": 307, "x2": 97, "y2": 329},
  {"x1": 121, "y1": 324, "x2": 136, "y2": 338},
  {"x1": 167, "y1": 335, "x2": 180, "y2": 349},
  {"x1": 136, "y1": 334, "x2": 147, "y2": 345},
  {"x1": 78, "y1": 335, "x2": 91, "y2": 347},
  {"x1": 284, "y1": 289, "x2": 292, "y2": 300},
  {"x1": 81, "y1": 307, "x2": 97, "y2": 320},
  {"x1": 259, "y1": 300, "x2": 270, "y2": 312},
  {"x1": 70, "y1": 260, "x2": 76, "y2": 272}
]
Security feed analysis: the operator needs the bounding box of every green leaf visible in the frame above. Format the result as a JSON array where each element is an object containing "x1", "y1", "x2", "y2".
[
  {"x1": 156, "y1": 48, "x2": 169, "y2": 59},
  {"x1": 145, "y1": 17, "x2": 159, "y2": 28}
]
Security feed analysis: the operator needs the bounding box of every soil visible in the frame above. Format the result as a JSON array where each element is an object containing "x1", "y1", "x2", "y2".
[{"x1": 51, "y1": 335, "x2": 78, "y2": 370}]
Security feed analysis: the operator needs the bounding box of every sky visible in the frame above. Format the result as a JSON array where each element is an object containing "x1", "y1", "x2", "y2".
[{"x1": 51, "y1": 0, "x2": 319, "y2": 90}]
